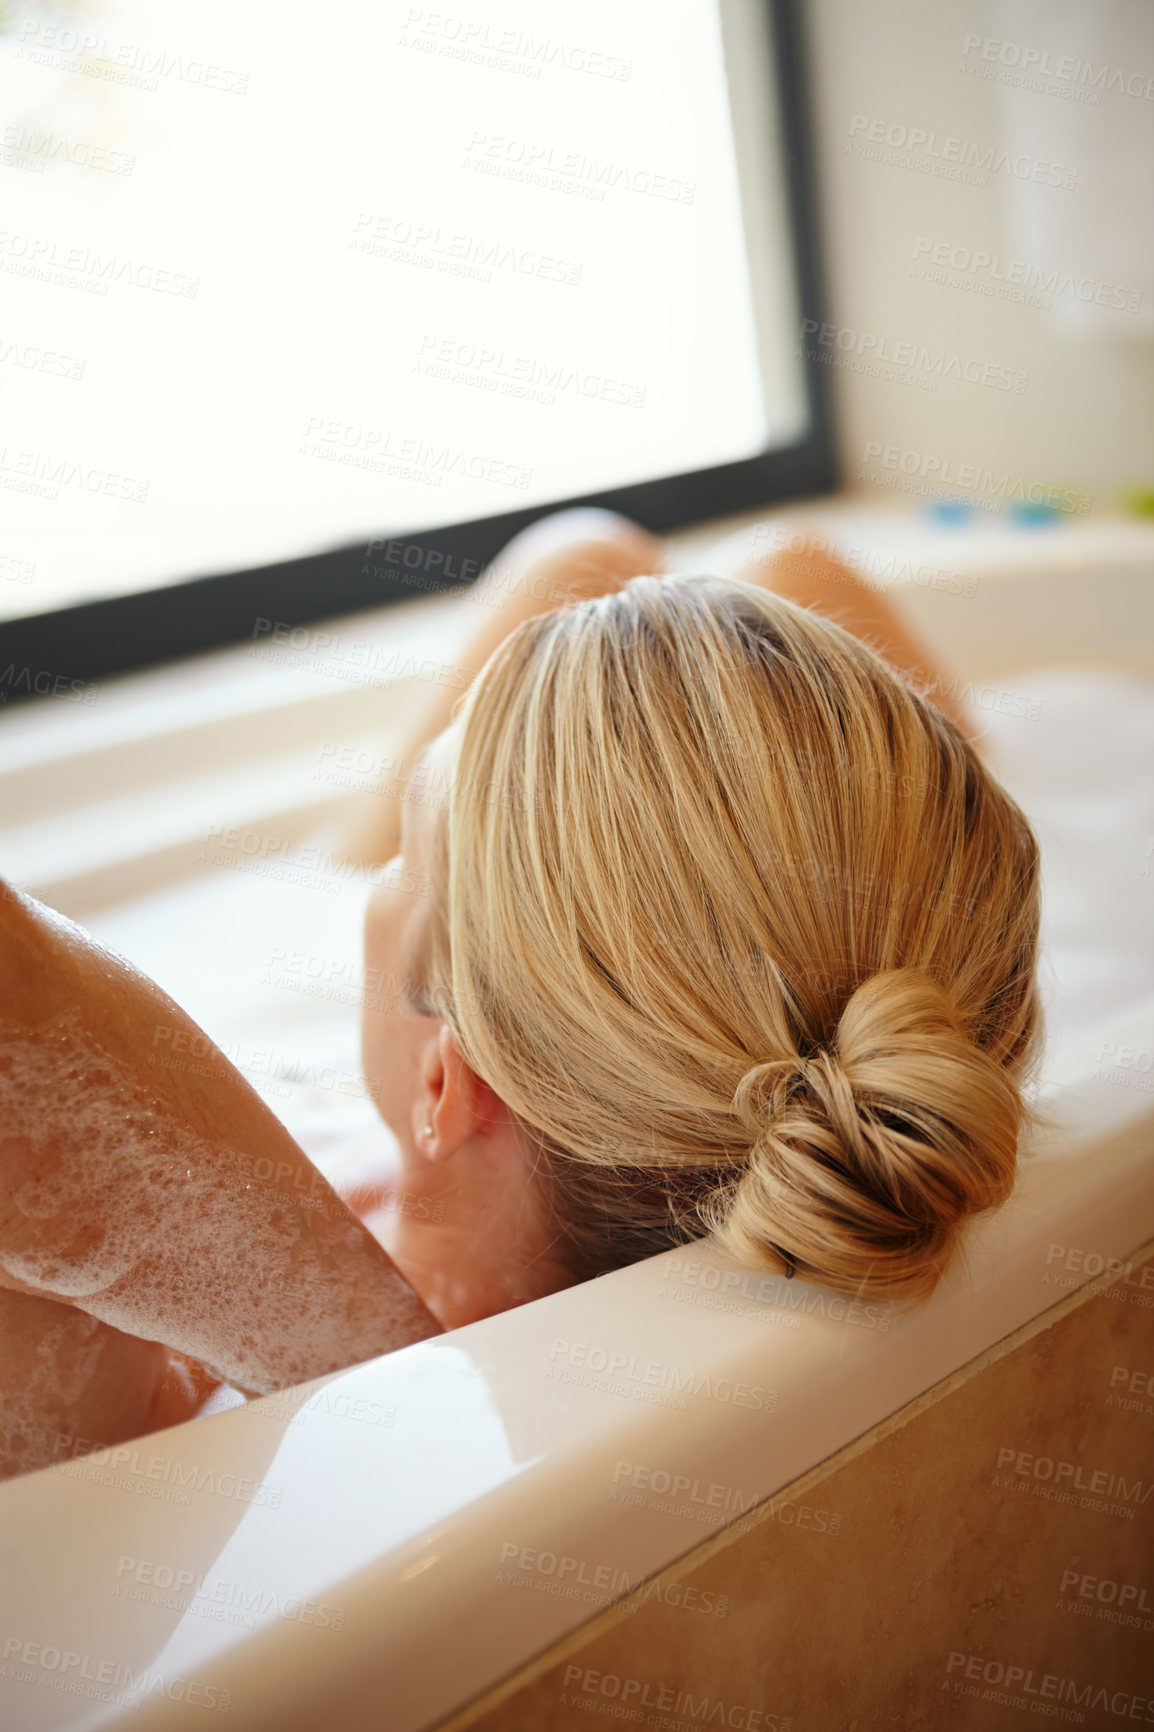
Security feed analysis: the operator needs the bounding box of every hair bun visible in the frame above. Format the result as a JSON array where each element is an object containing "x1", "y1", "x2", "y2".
[{"x1": 725, "y1": 969, "x2": 1022, "y2": 1297}]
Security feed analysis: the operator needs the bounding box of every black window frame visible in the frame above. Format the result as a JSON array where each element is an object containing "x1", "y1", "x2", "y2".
[{"x1": 0, "y1": 0, "x2": 834, "y2": 696}]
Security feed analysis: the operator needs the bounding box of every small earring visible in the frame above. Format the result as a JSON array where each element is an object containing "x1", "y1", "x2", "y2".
[{"x1": 423, "y1": 1123, "x2": 434, "y2": 1141}]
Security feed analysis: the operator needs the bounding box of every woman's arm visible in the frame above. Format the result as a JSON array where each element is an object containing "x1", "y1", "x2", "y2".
[{"x1": 0, "y1": 881, "x2": 441, "y2": 1411}]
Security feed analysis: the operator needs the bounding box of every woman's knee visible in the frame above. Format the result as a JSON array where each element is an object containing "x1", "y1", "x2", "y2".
[
  {"x1": 493, "y1": 508, "x2": 663, "y2": 587},
  {"x1": 701, "y1": 519, "x2": 834, "y2": 584},
  {"x1": 0, "y1": 1289, "x2": 170, "y2": 1478}
]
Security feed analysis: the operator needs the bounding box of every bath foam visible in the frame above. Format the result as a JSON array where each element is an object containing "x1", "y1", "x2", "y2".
[
  {"x1": 0, "y1": 1290, "x2": 120, "y2": 1477},
  {"x1": 0, "y1": 1012, "x2": 432, "y2": 1394}
]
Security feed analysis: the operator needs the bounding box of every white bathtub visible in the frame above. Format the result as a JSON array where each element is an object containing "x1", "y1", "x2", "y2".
[{"x1": 0, "y1": 508, "x2": 1152, "y2": 1731}]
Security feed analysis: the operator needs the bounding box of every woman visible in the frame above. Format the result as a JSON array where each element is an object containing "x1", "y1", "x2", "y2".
[{"x1": 0, "y1": 512, "x2": 1043, "y2": 1475}]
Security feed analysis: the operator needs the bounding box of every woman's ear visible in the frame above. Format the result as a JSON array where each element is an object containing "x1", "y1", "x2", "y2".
[{"x1": 413, "y1": 1024, "x2": 511, "y2": 1162}]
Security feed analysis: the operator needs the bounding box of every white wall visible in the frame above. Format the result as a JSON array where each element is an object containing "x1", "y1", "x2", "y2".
[{"x1": 801, "y1": 0, "x2": 1154, "y2": 512}]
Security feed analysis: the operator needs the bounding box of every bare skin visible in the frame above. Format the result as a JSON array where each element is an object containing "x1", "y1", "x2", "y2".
[
  {"x1": 0, "y1": 881, "x2": 440, "y2": 1477},
  {"x1": 0, "y1": 509, "x2": 967, "y2": 1471}
]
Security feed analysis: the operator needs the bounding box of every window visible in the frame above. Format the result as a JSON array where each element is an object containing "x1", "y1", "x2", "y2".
[{"x1": 0, "y1": 0, "x2": 832, "y2": 684}]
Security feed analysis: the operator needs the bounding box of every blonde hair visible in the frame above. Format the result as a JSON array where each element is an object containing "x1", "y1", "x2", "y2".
[{"x1": 417, "y1": 574, "x2": 1043, "y2": 1300}]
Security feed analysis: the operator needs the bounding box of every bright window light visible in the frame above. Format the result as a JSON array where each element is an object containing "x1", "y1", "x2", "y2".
[{"x1": 0, "y1": 0, "x2": 807, "y2": 620}]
